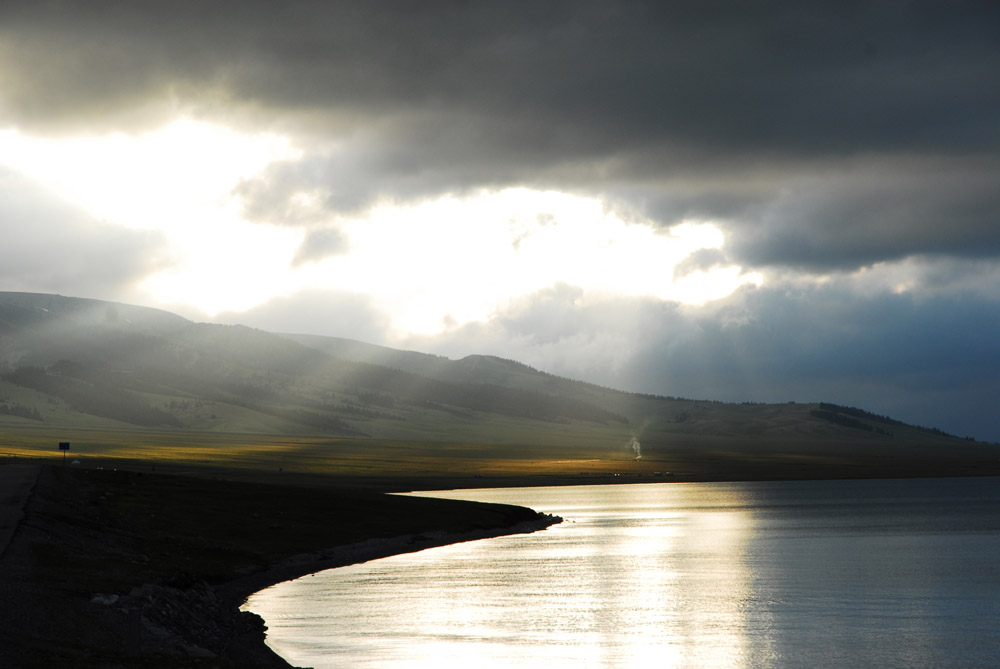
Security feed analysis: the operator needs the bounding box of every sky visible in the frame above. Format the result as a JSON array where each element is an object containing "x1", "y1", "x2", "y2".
[{"x1": 1, "y1": 1, "x2": 999, "y2": 441}]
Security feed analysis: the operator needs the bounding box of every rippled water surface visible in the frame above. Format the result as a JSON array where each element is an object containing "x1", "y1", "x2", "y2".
[{"x1": 246, "y1": 478, "x2": 1000, "y2": 668}]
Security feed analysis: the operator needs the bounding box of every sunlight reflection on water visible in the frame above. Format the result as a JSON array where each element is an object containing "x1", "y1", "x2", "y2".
[{"x1": 246, "y1": 479, "x2": 1000, "y2": 668}]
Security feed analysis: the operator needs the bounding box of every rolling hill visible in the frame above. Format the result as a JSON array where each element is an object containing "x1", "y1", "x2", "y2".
[{"x1": 1, "y1": 291, "x2": 997, "y2": 481}]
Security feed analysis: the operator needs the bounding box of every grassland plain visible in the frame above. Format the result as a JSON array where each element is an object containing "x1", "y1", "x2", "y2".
[{"x1": 4, "y1": 416, "x2": 1000, "y2": 487}]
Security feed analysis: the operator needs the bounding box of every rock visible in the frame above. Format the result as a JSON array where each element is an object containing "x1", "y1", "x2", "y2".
[{"x1": 121, "y1": 581, "x2": 269, "y2": 662}]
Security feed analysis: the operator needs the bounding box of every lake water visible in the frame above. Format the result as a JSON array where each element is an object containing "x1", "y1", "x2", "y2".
[{"x1": 245, "y1": 478, "x2": 1000, "y2": 668}]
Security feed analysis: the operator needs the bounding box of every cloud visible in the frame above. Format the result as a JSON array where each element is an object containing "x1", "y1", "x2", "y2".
[
  {"x1": 673, "y1": 248, "x2": 729, "y2": 279},
  {"x1": 722, "y1": 159, "x2": 1000, "y2": 271},
  {"x1": 3, "y1": 2, "x2": 998, "y2": 282},
  {"x1": 214, "y1": 289, "x2": 391, "y2": 344},
  {"x1": 5, "y1": 3, "x2": 998, "y2": 229},
  {"x1": 6, "y1": 2, "x2": 997, "y2": 149},
  {"x1": 0, "y1": 168, "x2": 167, "y2": 299},
  {"x1": 293, "y1": 227, "x2": 349, "y2": 265},
  {"x1": 633, "y1": 277, "x2": 1000, "y2": 441},
  {"x1": 407, "y1": 265, "x2": 1000, "y2": 442}
]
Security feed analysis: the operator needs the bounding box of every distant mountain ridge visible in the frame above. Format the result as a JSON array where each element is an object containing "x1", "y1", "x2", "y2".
[{"x1": 0, "y1": 292, "x2": 986, "y2": 457}]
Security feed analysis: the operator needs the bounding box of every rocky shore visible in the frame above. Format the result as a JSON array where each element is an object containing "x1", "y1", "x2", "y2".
[{"x1": 0, "y1": 464, "x2": 559, "y2": 668}]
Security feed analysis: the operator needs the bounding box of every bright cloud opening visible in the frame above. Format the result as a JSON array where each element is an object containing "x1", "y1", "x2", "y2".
[{"x1": 293, "y1": 188, "x2": 761, "y2": 335}]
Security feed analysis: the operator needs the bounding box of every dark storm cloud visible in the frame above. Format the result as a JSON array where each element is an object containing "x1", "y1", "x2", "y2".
[
  {"x1": 3, "y1": 1, "x2": 999, "y2": 271},
  {"x1": 5, "y1": 1, "x2": 997, "y2": 153},
  {"x1": 0, "y1": 169, "x2": 166, "y2": 298},
  {"x1": 723, "y1": 159, "x2": 1000, "y2": 270}
]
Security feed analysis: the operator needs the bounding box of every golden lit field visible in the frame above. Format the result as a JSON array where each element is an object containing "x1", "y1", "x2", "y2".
[
  {"x1": 0, "y1": 422, "x2": 660, "y2": 486},
  {"x1": 4, "y1": 420, "x2": 1000, "y2": 490}
]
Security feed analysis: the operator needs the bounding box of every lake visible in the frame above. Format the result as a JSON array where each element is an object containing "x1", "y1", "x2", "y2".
[{"x1": 245, "y1": 478, "x2": 1000, "y2": 668}]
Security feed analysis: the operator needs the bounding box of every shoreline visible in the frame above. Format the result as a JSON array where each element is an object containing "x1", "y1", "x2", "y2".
[
  {"x1": 119, "y1": 513, "x2": 563, "y2": 669},
  {"x1": 220, "y1": 514, "x2": 562, "y2": 611},
  {"x1": 0, "y1": 464, "x2": 561, "y2": 668}
]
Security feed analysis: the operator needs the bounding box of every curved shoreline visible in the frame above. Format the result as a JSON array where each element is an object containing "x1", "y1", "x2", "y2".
[
  {"x1": 221, "y1": 513, "x2": 562, "y2": 611},
  {"x1": 223, "y1": 514, "x2": 563, "y2": 667},
  {"x1": 0, "y1": 464, "x2": 562, "y2": 667}
]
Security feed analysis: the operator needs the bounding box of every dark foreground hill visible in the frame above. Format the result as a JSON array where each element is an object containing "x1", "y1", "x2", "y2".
[{"x1": 2, "y1": 291, "x2": 999, "y2": 481}]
